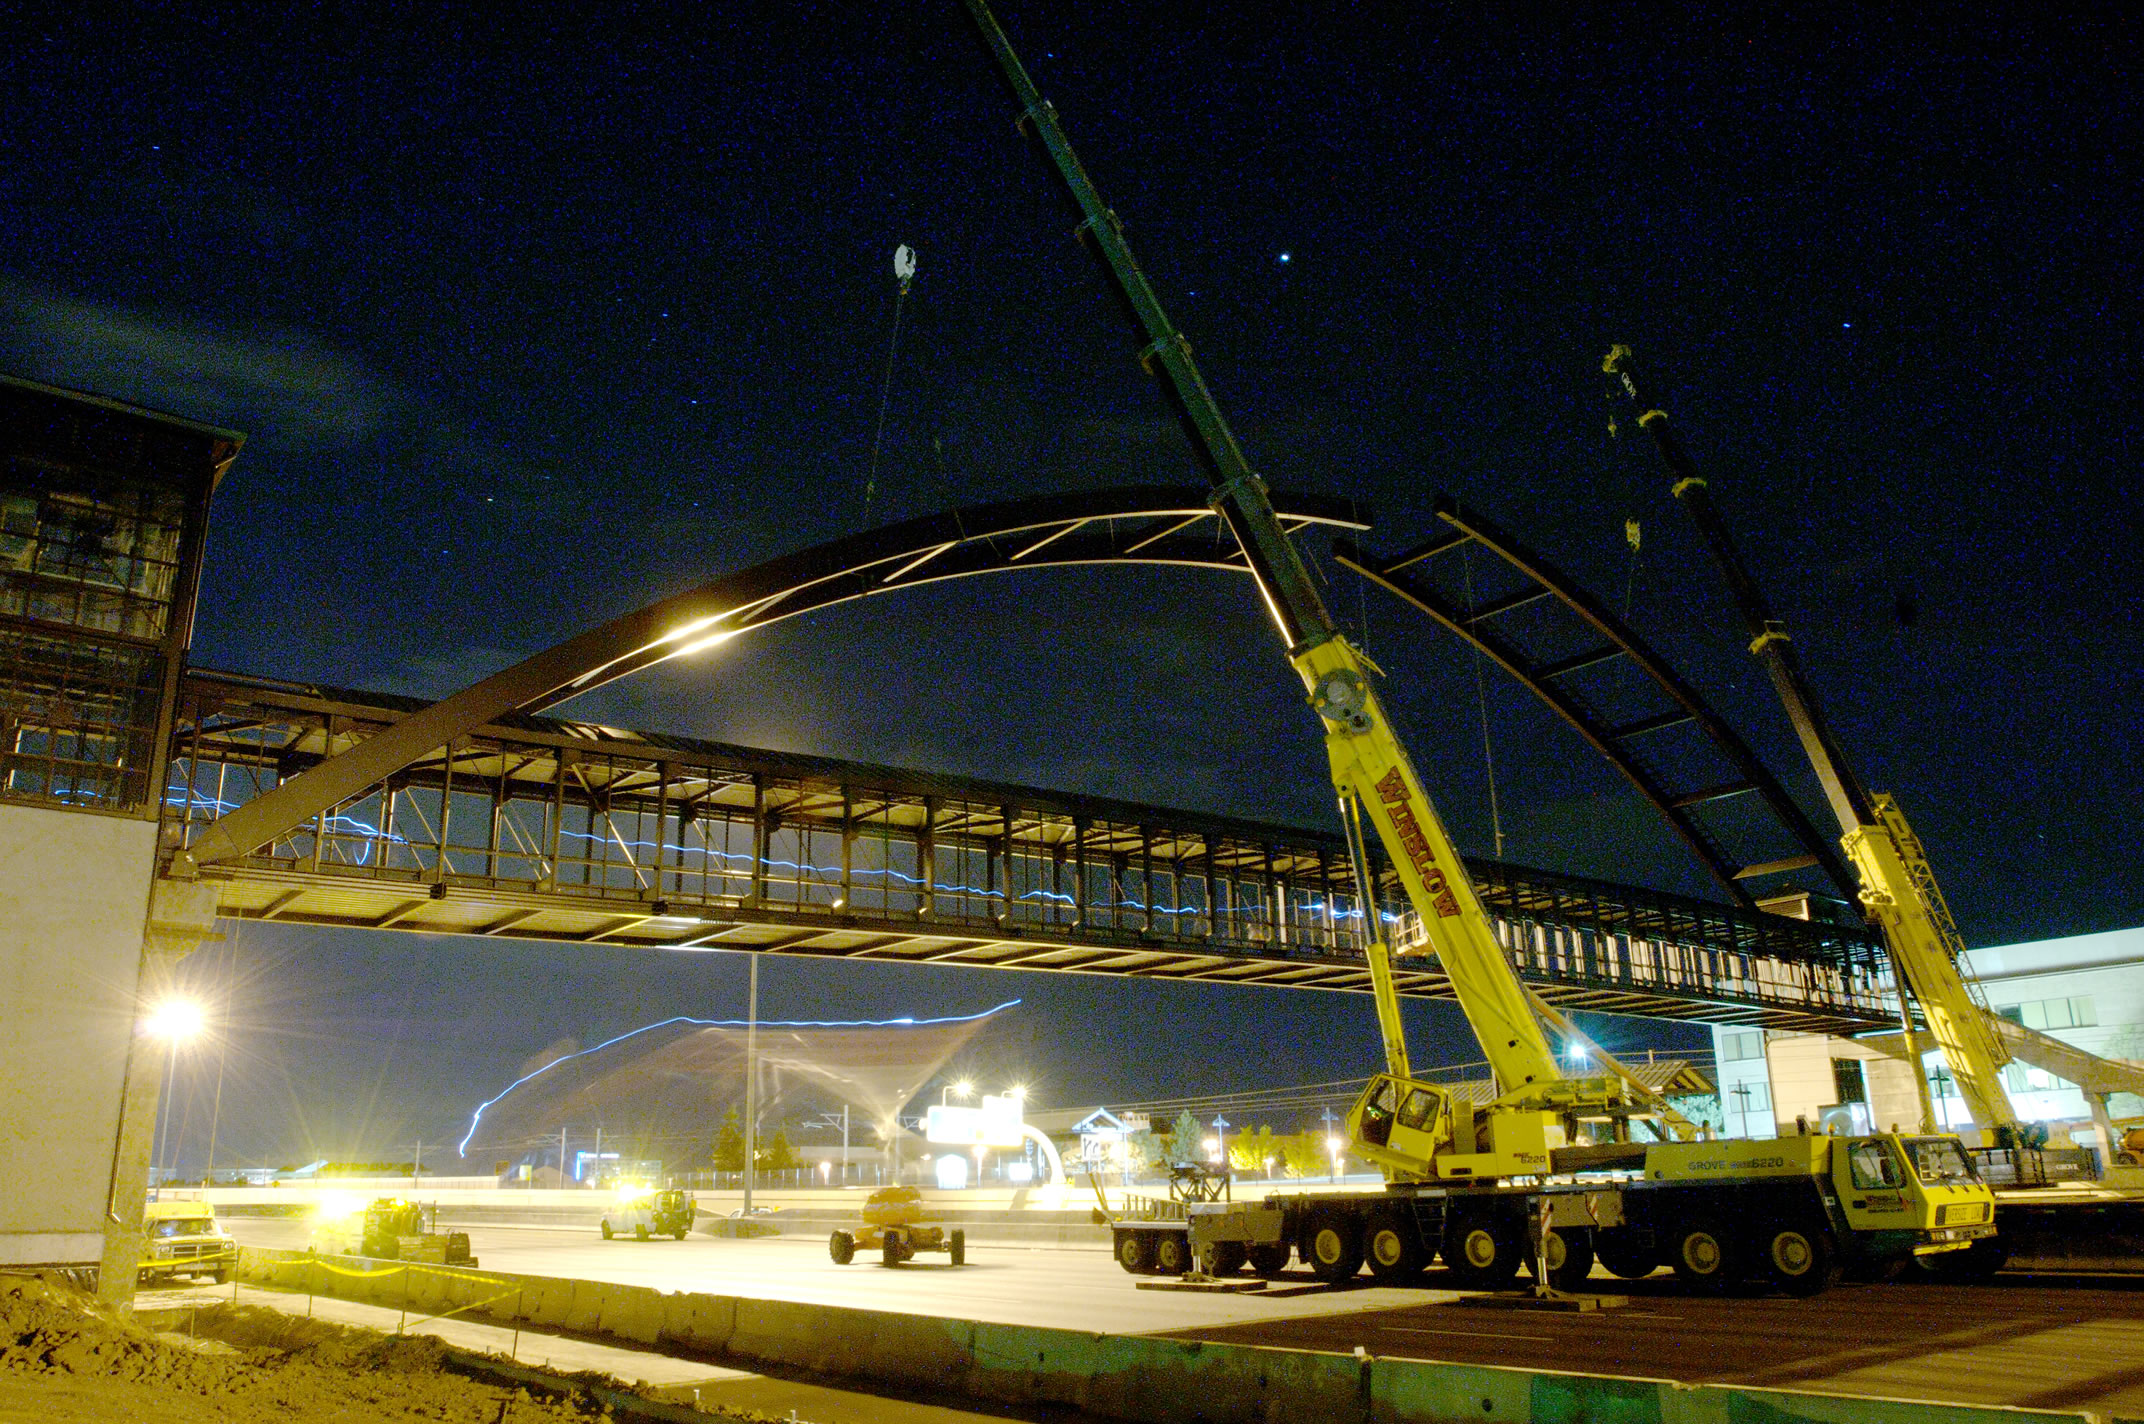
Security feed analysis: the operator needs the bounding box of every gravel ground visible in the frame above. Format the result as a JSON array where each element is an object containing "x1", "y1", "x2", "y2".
[{"x1": 0, "y1": 1273, "x2": 770, "y2": 1424}]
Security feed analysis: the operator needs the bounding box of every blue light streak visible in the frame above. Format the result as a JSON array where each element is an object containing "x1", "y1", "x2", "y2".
[
  {"x1": 455, "y1": 999, "x2": 1023, "y2": 1156},
  {"x1": 162, "y1": 782, "x2": 1387, "y2": 923}
]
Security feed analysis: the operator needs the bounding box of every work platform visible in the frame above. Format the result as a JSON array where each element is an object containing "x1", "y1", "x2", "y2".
[{"x1": 166, "y1": 669, "x2": 1894, "y2": 1034}]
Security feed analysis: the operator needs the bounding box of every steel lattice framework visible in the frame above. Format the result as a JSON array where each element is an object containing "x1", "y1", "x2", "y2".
[{"x1": 168, "y1": 669, "x2": 1893, "y2": 1034}]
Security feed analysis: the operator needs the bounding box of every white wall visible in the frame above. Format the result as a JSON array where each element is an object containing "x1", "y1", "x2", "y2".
[
  {"x1": 1717, "y1": 926, "x2": 2144, "y2": 1138},
  {"x1": 0, "y1": 804, "x2": 160, "y2": 1267}
]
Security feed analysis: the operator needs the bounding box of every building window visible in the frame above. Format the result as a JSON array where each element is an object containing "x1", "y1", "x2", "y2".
[
  {"x1": 1725, "y1": 1081, "x2": 1771, "y2": 1117},
  {"x1": 1999, "y1": 997, "x2": 2098, "y2": 1031},
  {"x1": 1831, "y1": 1058, "x2": 1868, "y2": 1105},
  {"x1": 1721, "y1": 1030, "x2": 1765, "y2": 1062}
]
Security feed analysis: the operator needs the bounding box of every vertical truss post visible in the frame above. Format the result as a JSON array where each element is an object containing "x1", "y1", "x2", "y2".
[
  {"x1": 840, "y1": 785, "x2": 855, "y2": 912},
  {"x1": 1070, "y1": 816, "x2": 1088, "y2": 930},
  {"x1": 919, "y1": 796, "x2": 938, "y2": 919},
  {"x1": 749, "y1": 775, "x2": 769, "y2": 908}
]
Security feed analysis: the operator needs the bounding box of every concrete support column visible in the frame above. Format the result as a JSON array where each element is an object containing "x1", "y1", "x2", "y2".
[{"x1": 94, "y1": 879, "x2": 223, "y2": 1309}]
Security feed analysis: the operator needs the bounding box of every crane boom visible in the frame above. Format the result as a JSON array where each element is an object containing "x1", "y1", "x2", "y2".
[
  {"x1": 961, "y1": 1, "x2": 1626, "y2": 1156},
  {"x1": 1601, "y1": 345, "x2": 2026, "y2": 1143}
]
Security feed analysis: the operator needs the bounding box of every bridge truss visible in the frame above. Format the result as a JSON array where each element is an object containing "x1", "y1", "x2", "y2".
[{"x1": 168, "y1": 670, "x2": 1894, "y2": 1035}]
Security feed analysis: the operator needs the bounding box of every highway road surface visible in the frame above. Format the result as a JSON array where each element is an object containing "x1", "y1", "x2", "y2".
[{"x1": 229, "y1": 1219, "x2": 2144, "y2": 1415}]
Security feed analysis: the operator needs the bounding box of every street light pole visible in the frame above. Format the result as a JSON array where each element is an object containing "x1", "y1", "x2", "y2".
[
  {"x1": 743, "y1": 954, "x2": 759, "y2": 1216},
  {"x1": 156, "y1": 1036, "x2": 179, "y2": 1187}
]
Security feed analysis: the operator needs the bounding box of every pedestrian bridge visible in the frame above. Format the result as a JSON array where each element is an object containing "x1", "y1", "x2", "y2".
[{"x1": 167, "y1": 668, "x2": 1895, "y2": 1036}]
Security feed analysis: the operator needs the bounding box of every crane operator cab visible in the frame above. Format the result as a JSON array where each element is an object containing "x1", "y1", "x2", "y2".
[{"x1": 1348, "y1": 1073, "x2": 1563, "y2": 1180}]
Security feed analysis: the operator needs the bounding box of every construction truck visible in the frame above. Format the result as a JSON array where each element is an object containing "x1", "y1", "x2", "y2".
[
  {"x1": 312, "y1": 1196, "x2": 477, "y2": 1267},
  {"x1": 962, "y1": 0, "x2": 1997, "y2": 1297},
  {"x1": 1604, "y1": 346, "x2": 2144, "y2": 1276},
  {"x1": 600, "y1": 1185, "x2": 695, "y2": 1241},
  {"x1": 139, "y1": 1197, "x2": 237, "y2": 1286}
]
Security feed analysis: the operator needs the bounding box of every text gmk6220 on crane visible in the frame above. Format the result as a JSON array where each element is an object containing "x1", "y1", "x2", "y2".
[{"x1": 960, "y1": 0, "x2": 1996, "y2": 1297}]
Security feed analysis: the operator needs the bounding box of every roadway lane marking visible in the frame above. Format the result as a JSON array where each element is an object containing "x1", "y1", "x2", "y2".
[{"x1": 1384, "y1": 1326, "x2": 1553, "y2": 1342}]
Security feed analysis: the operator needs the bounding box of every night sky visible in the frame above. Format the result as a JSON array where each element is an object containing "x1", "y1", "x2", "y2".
[{"x1": 6, "y1": 6, "x2": 2137, "y2": 1168}]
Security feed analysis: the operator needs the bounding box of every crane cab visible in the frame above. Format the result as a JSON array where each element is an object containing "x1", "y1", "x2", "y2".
[{"x1": 1348, "y1": 1073, "x2": 1555, "y2": 1180}]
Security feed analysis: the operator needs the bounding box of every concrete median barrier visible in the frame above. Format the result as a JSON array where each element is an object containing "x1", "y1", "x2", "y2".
[
  {"x1": 1081, "y1": 1335, "x2": 1361, "y2": 1424},
  {"x1": 224, "y1": 1246, "x2": 2117, "y2": 1424},
  {"x1": 658, "y1": 1289, "x2": 735, "y2": 1352},
  {"x1": 727, "y1": 1298, "x2": 971, "y2": 1390},
  {"x1": 596, "y1": 1283, "x2": 665, "y2": 1345}
]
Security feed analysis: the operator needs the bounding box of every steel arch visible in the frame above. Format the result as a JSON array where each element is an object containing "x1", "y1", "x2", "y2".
[
  {"x1": 174, "y1": 485, "x2": 1367, "y2": 871},
  {"x1": 1335, "y1": 493, "x2": 1854, "y2": 908}
]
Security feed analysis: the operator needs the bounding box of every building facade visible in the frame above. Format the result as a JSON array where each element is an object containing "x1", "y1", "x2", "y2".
[{"x1": 1713, "y1": 925, "x2": 2144, "y2": 1139}]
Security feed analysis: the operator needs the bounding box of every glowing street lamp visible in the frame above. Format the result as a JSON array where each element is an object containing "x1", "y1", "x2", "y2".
[
  {"x1": 145, "y1": 997, "x2": 206, "y2": 1185},
  {"x1": 942, "y1": 1079, "x2": 974, "y2": 1106},
  {"x1": 1326, "y1": 1134, "x2": 1345, "y2": 1184}
]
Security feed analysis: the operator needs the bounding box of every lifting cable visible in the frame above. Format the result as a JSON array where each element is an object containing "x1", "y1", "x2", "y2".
[
  {"x1": 862, "y1": 245, "x2": 918, "y2": 526},
  {"x1": 1460, "y1": 546, "x2": 1506, "y2": 859}
]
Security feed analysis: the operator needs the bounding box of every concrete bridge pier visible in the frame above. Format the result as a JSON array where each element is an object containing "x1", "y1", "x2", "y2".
[{"x1": 94, "y1": 880, "x2": 222, "y2": 1307}]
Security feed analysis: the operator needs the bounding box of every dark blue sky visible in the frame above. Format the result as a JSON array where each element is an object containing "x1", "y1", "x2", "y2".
[{"x1": 7, "y1": 5, "x2": 2137, "y2": 1165}]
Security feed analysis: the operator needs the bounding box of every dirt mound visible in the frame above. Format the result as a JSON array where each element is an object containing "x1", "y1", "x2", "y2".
[{"x1": 0, "y1": 1274, "x2": 730, "y2": 1423}]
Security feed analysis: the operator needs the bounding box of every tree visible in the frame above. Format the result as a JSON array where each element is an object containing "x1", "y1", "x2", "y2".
[
  {"x1": 711, "y1": 1107, "x2": 746, "y2": 1173},
  {"x1": 1667, "y1": 1092, "x2": 1725, "y2": 1134},
  {"x1": 757, "y1": 1126, "x2": 799, "y2": 1172},
  {"x1": 1230, "y1": 1124, "x2": 1281, "y2": 1176},
  {"x1": 1166, "y1": 1109, "x2": 1203, "y2": 1164},
  {"x1": 1280, "y1": 1130, "x2": 1334, "y2": 1180},
  {"x1": 1123, "y1": 1129, "x2": 1164, "y2": 1178}
]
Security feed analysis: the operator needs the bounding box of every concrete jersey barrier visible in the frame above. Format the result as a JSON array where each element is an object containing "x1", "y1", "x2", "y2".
[{"x1": 232, "y1": 1247, "x2": 2131, "y2": 1424}]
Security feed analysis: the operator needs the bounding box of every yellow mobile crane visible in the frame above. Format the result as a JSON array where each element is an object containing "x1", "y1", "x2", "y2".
[
  {"x1": 1604, "y1": 345, "x2": 2144, "y2": 1274},
  {"x1": 963, "y1": 2, "x2": 1993, "y2": 1296}
]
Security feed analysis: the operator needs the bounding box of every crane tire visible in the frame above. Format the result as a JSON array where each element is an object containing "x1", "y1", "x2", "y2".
[
  {"x1": 1764, "y1": 1224, "x2": 1838, "y2": 1296},
  {"x1": 1305, "y1": 1211, "x2": 1365, "y2": 1284},
  {"x1": 1362, "y1": 1211, "x2": 1430, "y2": 1281},
  {"x1": 1669, "y1": 1218, "x2": 1741, "y2": 1294},
  {"x1": 1591, "y1": 1227, "x2": 1657, "y2": 1279},
  {"x1": 1115, "y1": 1230, "x2": 1155, "y2": 1275},
  {"x1": 1443, "y1": 1209, "x2": 1522, "y2": 1289},
  {"x1": 829, "y1": 1230, "x2": 855, "y2": 1265},
  {"x1": 1533, "y1": 1227, "x2": 1595, "y2": 1291},
  {"x1": 1153, "y1": 1231, "x2": 1190, "y2": 1276},
  {"x1": 950, "y1": 1229, "x2": 966, "y2": 1267}
]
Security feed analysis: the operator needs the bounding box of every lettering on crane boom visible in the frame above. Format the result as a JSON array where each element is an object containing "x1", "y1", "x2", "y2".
[{"x1": 1374, "y1": 769, "x2": 1462, "y2": 918}]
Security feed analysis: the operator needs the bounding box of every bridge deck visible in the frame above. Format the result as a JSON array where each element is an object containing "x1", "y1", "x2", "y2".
[{"x1": 165, "y1": 670, "x2": 1896, "y2": 1034}]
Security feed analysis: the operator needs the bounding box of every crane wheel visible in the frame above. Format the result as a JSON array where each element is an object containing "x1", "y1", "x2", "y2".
[
  {"x1": 1591, "y1": 1228, "x2": 1658, "y2": 1280},
  {"x1": 1670, "y1": 1218, "x2": 1741, "y2": 1294},
  {"x1": 1763, "y1": 1225, "x2": 1837, "y2": 1296},
  {"x1": 1442, "y1": 1210, "x2": 1521, "y2": 1289},
  {"x1": 1115, "y1": 1231, "x2": 1155, "y2": 1274},
  {"x1": 600, "y1": 1222, "x2": 613, "y2": 1240},
  {"x1": 1362, "y1": 1212, "x2": 1429, "y2": 1281},
  {"x1": 1532, "y1": 1227, "x2": 1595, "y2": 1291},
  {"x1": 829, "y1": 1230, "x2": 855, "y2": 1265},
  {"x1": 1199, "y1": 1240, "x2": 1248, "y2": 1276},
  {"x1": 1246, "y1": 1242, "x2": 1292, "y2": 1277},
  {"x1": 1305, "y1": 1212, "x2": 1365, "y2": 1283},
  {"x1": 950, "y1": 1229, "x2": 966, "y2": 1267},
  {"x1": 1153, "y1": 1231, "x2": 1190, "y2": 1275},
  {"x1": 881, "y1": 1230, "x2": 904, "y2": 1267}
]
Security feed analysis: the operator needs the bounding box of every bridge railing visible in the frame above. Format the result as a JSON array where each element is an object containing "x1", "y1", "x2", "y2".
[{"x1": 162, "y1": 670, "x2": 1896, "y2": 1032}]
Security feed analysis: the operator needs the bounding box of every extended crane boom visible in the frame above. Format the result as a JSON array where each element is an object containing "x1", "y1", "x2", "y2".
[
  {"x1": 954, "y1": 8, "x2": 1997, "y2": 1293},
  {"x1": 1601, "y1": 344, "x2": 2029, "y2": 1145},
  {"x1": 964, "y1": 0, "x2": 1641, "y2": 1178}
]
